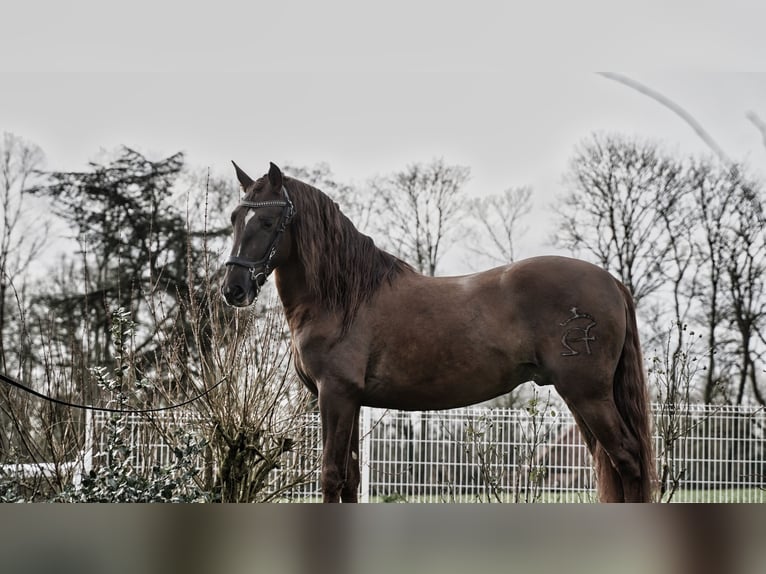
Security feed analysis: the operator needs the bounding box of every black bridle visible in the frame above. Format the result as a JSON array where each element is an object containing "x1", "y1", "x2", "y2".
[{"x1": 225, "y1": 187, "x2": 296, "y2": 284}]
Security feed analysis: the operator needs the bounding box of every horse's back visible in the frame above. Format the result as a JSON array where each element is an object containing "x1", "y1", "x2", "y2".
[
  {"x1": 500, "y1": 255, "x2": 621, "y2": 296},
  {"x1": 358, "y1": 255, "x2": 627, "y2": 409}
]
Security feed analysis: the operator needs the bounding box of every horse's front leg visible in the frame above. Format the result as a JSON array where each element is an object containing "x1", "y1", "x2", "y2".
[
  {"x1": 340, "y1": 408, "x2": 361, "y2": 503},
  {"x1": 318, "y1": 389, "x2": 360, "y2": 503}
]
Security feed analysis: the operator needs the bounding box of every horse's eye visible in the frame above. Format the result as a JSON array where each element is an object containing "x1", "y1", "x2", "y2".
[{"x1": 260, "y1": 218, "x2": 274, "y2": 229}]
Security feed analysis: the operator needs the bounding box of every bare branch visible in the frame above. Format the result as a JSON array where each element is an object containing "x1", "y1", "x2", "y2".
[
  {"x1": 598, "y1": 72, "x2": 730, "y2": 164},
  {"x1": 745, "y1": 111, "x2": 766, "y2": 152},
  {"x1": 598, "y1": 73, "x2": 764, "y2": 226}
]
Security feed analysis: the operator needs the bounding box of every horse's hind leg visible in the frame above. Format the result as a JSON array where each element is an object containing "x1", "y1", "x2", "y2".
[
  {"x1": 565, "y1": 399, "x2": 623, "y2": 501},
  {"x1": 562, "y1": 398, "x2": 597, "y2": 455},
  {"x1": 568, "y1": 395, "x2": 643, "y2": 502}
]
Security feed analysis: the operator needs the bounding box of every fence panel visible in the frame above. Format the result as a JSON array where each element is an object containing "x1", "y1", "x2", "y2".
[{"x1": 84, "y1": 403, "x2": 765, "y2": 502}]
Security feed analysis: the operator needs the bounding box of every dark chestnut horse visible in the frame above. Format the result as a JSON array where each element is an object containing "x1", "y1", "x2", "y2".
[{"x1": 222, "y1": 162, "x2": 656, "y2": 503}]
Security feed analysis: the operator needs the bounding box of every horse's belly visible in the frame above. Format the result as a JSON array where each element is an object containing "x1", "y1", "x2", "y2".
[
  {"x1": 362, "y1": 358, "x2": 529, "y2": 411},
  {"x1": 362, "y1": 378, "x2": 515, "y2": 410},
  {"x1": 362, "y1": 311, "x2": 539, "y2": 410}
]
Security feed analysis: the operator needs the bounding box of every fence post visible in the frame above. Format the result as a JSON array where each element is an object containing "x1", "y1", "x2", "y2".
[
  {"x1": 360, "y1": 407, "x2": 371, "y2": 503},
  {"x1": 83, "y1": 409, "x2": 94, "y2": 475}
]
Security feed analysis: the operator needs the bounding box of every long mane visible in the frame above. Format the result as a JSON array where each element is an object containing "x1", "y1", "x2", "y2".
[{"x1": 283, "y1": 177, "x2": 413, "y2": 330}]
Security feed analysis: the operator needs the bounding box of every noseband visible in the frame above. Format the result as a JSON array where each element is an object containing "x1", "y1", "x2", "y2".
[{"x1": 225, "y1": 187, "x2": 296, "y2": 284}]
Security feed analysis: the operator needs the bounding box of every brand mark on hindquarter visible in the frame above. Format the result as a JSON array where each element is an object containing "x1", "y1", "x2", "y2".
[{"x1": 560, "y1": 307, "x2": 596, "y2": 356}]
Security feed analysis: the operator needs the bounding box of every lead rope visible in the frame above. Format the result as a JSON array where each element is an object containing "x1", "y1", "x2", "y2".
[{"x1": 0, "y1": 371, "x2": 225, "y2": 414}]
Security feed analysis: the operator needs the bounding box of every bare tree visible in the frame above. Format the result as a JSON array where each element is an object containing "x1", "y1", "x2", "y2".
[
  {"x1": 661, "y1": 159, "x2": 766, "y2": 405},
  {"x1": 724, "y1": 179, "x2": 766, "y2": 405},
  {"x1": 0, "y1": 133, "x2": 47, "y2": 375},
  {"x1": 650, "y1": 169, "x2": 698, "y2": 379},
  {"x1": 554, "y1": 133, "x2": 686, "y2": 305},
  {"x1": 371, "y1": 158, "x2": 470, "y2": 276},
  {"x1": 466, "y1": 186, "x2": 532, "y2": 267},
  {"x1": 598, "y1": 74, "x2": 766, "y2": 405},
  {"x1": 685, "y1": 159, "x2": 741, "y2": 403}
]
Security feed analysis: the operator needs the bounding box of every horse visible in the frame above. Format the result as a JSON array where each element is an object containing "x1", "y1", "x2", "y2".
[{"x1": 221, "y1": 162, "x2": 657, "y2": 503}]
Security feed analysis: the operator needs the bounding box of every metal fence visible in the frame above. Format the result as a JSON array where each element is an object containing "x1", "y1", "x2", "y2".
[{"x1": 84, "y1": 403, "x2": 765, "y2": 503}]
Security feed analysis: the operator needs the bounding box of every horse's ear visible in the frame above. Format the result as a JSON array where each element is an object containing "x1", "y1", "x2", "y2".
[
  {"x1": 268, "y1": 162, "x2": 283, "y2": 189},
  {"x1": 232, "y1": 161, "x2": 254, "y2": 189}
]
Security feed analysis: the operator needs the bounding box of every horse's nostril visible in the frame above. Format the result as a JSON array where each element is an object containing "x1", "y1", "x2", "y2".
[{"x1": 223, "y1": 283, "x2": 245, "y2": 303}]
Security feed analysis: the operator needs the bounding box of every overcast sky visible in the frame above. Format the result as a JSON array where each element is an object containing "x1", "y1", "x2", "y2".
[{"x1": 2, "y1": 2, "x2": 765, "y2": 272}]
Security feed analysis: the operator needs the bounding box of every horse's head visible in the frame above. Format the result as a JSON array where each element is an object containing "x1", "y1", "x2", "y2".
[{"x1": 221, "y1": 162, "x2": 296, "y2": 307}]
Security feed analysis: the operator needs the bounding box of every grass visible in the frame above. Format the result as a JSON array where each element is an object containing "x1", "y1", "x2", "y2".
[
  {"x1": 273, "y1": 488, "x2": 765, "y2": 503},
  {"x1": 661, "y1": 488, "x2": 765, "y2": 503}
]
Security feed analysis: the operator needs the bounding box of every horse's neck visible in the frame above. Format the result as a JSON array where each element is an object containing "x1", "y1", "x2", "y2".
[{"x1": 273, "y1": 257, "x2": 314, "y2": 329}]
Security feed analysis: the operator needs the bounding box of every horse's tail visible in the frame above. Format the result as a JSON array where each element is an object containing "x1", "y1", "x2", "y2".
[{"x1": 595, "y1": 281, "x2": 657, "y2": 502}]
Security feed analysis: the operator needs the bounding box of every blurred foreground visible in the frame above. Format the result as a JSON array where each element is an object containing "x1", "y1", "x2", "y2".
[{"x1": 1, "y1": 505, "x2": 763, "y2": 574}]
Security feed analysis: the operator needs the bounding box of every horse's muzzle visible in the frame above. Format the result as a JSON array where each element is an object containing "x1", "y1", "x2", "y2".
[
  {"x1": 221, "y1": 273, "x2": 267, "y2": 307},
  {"x1": 221, "y1": 282, "x2": 256, "y2": 307}
]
